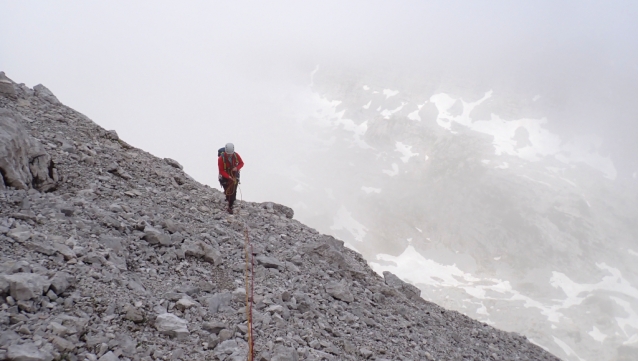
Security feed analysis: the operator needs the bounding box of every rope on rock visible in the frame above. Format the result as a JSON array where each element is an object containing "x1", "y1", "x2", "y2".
[
  {"x1": 237, "y1": 183, "x2": 254, "y2": 360},
  {"x1": 243, "y1": 226, "x2": 254, "y2": 361},
  {"x1": 220, "y1": 174, "x2": 254, "y2": 359}
]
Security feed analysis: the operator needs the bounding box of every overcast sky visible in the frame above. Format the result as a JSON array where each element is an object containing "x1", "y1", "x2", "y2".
[{"x1": 2, "y1": 1, "x2": 638, "y2": 197}]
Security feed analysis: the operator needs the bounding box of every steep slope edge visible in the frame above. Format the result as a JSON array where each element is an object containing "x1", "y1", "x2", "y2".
[{"x1": 0, "y1": 72, "x2": 559, "y2": 361}]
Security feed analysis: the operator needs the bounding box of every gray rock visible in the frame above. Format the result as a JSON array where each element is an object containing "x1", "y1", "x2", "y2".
[
  {"x1": 0, "y1": 109, "x2": 57, "y2": 192},
  {"x1": 26, "y1": 241, "x2": 57, "y2": 255},
  {"x1": 154, "y1": 313, "x2": 189, "y2": 339},
  {"x1": 52, "y1": 242, "x2": 75, "y2": 260},
  {"x1": 325, "y1": 281, "x2": 354, "y2": 302},
  {"x1": 164, "y1": 158, "x2": 183, "y2": 170},
  {"x1": 143, "y1": 226, "x2": 170, "y2": 246},
  {"x1": 207, "y1": 292, "x2": 232, "y2": 313},
  {"x1": 34, "y1": 84, "x2": 61, "y2": 105},
  {"x1": 7, "y1": 228, "x2": 32, "y2": 243},
  {"x1": 214, "y1": 339, "x2": 239, "y2": 354},
  {"x1": 271, "y1": 345, "x2": 299, "y2": 361},
  {"x1": 256, "y1": 255, "x2": 284, "y2": 269},
  {"x1": 202, "y1": 321, "x2": 226, "y2": 334},
  {"x1": 7, "y1": 342, "x2": 54, "y2": 361},
  {"x1": 383, "y1": 271, "x2": 421, "y2": 300},
  {"x1": 99, "y1": 235, "x2": 123, "y2": 252},
  {"x1": 50, "y1": 335, "x2": 75, "y2": 352},
  {"x1": 98, "y1": 351, "x2": 119, "y2": 361},
  {"x1": 0, "y1": 72, "x2": 17, "y2": 99},
  {"x1": 218, "y1": 328, "x2": 233, "y2": 342},
  {"x1": 0, "y1": 277, "x2": 9, "y2": 295},
  {"x1": 207, "y1": 333, "x2": 220, "y2": 349},
  {"x1": 3, "y1": 273, "x2": 50, "y2": 301},
  {"x1": 123, "y1": 305, "x2": 145, "y2": 323},
  {"x1": 106, "y1": 130, "x2": 119, "y2": 141}
]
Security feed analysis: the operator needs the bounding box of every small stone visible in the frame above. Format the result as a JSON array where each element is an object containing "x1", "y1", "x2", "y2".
[
  {"x1": 218, "y1": 328, "x2": 233, "y2": 342},
  {"x1": 202, "y1": 321, "x2": 226, "y2": 334},
  {"x1": 360, "y1": 347, "x2": 373, "y2": 359},
  {"x1": 255, "y1": 255, "x2": 284, "y2": 269},
  {"x1": 123, "y1": 305, "x2": 145, "y2": 323},
  {"x1": 51, "y1": 335, "x2": 75, "y2": 352},
  {"x1": 98, "y1": 351, "x2": 119, "y2": 361}
]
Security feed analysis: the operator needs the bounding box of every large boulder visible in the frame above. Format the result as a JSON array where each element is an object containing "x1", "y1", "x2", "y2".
[
  {"x1": 154, "y1": 313, "x2": 189, "y2": 339},
  {"x1": 325, "y1": 281, "x2": 354, "y2": 303},
  {"x1": 33, "y1": 84, "x2": 61, "y2": 105},
  {"x1": 2, "y1": 273, "x2": 50, "y2": 301},
  {"x1": 383, "y1": 271, "x2": 421, "y2": 301},
  {"x1": 0, "y1": 72, "x2": 17, "y2": 99},
  {"x1": 7, "y1": 343, "x2": 54, "y2": 361},
  {"x1": 0, "y1": 108, "x2": 58, "y2": 191}
]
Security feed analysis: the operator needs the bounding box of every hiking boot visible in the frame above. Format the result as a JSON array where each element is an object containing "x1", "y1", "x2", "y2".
[{"x1": 227, "y1": 207, "x2": 233, "y2": 214}]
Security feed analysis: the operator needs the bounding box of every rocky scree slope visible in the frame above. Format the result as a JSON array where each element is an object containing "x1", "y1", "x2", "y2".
[{"x1": 0, "y1": 72, "x2": 560, "y2": 361}]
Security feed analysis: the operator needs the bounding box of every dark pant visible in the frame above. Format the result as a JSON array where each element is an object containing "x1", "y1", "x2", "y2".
[
  {"x1": 223, "y1": 183, "x2": 236, "y2": 208},
  {"x1": 220, "y1": 176, "x2": 238, "y2": 209}
]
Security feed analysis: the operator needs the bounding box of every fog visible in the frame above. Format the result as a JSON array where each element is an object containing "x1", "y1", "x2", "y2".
[{"x1": 2, "y1": 1, "x2": 638, "y2": 360}]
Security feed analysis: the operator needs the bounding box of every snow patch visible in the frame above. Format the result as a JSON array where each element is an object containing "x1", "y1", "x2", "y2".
[
  {"x1": 395, "y1": 142, "x2": 419, "y2": 163},
  {"x1": 362, "y1": 100, "x2": 371, "y2": 109},
  {"x1": 361, "y1": 186, "x2": 381, "y2": 194},
  {"x1": 381, "y1": 102, "x2": 407, "y2": 119},
  {"x1": 552, "y1": 337, "x2": 586, "y2": 361},
  {"x1": 407, "y1": 102, "x2": 427, "y2": 121},
  {"x1": 588, "y1": 326, "x2": 607, "y2": 342},
  {"x1": 363, "y1": 85, "x2": 370, "y2": 91},
  {"x1": 382, "y1": 163, "x2": 399, "y2": 176},
  {"x1": 383, "y1": 89, "x2": 399, "y2": 99}
]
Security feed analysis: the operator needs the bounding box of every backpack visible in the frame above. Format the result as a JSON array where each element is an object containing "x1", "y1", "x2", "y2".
[{"x1": 217, "y1": 147, "x2": 225, "y2": 157}]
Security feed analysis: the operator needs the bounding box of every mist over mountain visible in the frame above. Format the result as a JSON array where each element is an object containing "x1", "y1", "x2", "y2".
[
  {"x1": 266, "y1": 65, "x2": 638, "y2": 361},
  {"x1": 2, "y1": 2, "x2": 638, "y2": 360},
  {"x1": 0, "y1": 72, "x2": 567, "y2": 361}
]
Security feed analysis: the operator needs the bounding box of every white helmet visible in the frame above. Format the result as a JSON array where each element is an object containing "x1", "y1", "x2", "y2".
[{"x1": 225, "y1": 143, "x2": 235, "y2": 154}]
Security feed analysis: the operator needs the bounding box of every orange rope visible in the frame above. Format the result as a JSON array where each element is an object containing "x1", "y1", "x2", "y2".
[{"x1": 243, "y1": 226, "x2": 254, "y2": 360}]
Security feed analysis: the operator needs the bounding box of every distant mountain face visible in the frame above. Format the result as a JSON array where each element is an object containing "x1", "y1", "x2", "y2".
[{"x1": 278, "y1": 66, "x2": 638, "y2": 361}]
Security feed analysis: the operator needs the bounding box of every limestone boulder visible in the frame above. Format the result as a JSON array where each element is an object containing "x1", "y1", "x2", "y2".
[
  {"x1": 154, "y1": 313, "x2": 189, "y2": 339},
  {"x1": 2, "y1": 273, "x2": 50, "y2": 301},
  {"x1": 383, "y1": 271, "x2": 421, "y2": 301},
  {"x1": 33, "y1": 84, "x2": 61, "y2": 105},
  {"x1": 325, "y1": 281, "x2": 354, "y2": 303},
  {"x1": 7, "y1": 343, "x2": 54, "y2": 361},
  {"x1": 0, "y1": 72, "x2": 17, "y2": 99},
  {"x1": 0, "y1": 108, "x2": 58, "y2": 192}
]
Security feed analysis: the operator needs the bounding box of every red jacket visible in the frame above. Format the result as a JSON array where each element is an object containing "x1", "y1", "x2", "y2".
[{"x1": 218, "y1": 152, "x2": 244, "y2": 179}]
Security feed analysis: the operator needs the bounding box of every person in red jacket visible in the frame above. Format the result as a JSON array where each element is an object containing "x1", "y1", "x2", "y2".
[{"x1": 218, "y1": 143, "x2": 244, "y2": 214}]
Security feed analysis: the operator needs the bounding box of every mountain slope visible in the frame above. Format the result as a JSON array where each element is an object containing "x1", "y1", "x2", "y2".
[{"x1": 0, "y1": 72, "x2": 559, "y2": 361}]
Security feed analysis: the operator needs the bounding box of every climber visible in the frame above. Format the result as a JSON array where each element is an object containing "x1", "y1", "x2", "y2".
[{"x1": 218, "y1": 143, "x2": 244, "y2": 214}]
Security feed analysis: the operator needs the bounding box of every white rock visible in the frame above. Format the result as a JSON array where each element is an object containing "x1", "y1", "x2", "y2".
[
  {"x1": 3, "y1": 272, "x2": 50, "y2": 301},
  {"x1": 154, "y1": 313, "x2": 189, "y2": 339}
]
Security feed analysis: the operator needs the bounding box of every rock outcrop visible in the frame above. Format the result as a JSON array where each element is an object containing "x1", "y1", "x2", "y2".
[
  {"x1": 0, "y1": 73, "x2": 560, "y2": 361},
  {"x1": 0, "y1": 109, "x2": 58, "y2": 192}
]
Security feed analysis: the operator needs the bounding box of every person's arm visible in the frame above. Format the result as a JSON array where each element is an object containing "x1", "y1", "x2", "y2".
[
  {"x1": 218, "y1": 156, "x2": 231, "y2": 179},
  {"x1": 235, "y1": 153, "x2": 244, "y2": 172}
]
